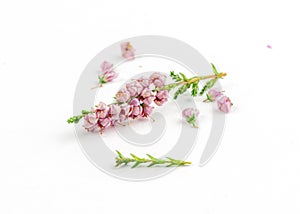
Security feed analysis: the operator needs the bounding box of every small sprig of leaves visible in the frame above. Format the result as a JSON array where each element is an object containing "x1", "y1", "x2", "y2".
[
  {"x1": 67, "y1": 110, "x2": 91, "y2": 124},
  {"x1": 199, "y1": 63, "x2": 222, "y2": 95},
  {"x1": 170, "y1": 71, "x2": 187, "y2": 82},
  {"x1": 199, "y1": 78, "x2": 217, "y2": 96},
  {"x1": 170, "y1": 63, "x2": 225, "y2": 99},
  {"x1": 115, "y1": 150, "x2": 192, "y2": 168},
  {"x1": 174, "y1": 84, "x2": 189, "y2": 99}
]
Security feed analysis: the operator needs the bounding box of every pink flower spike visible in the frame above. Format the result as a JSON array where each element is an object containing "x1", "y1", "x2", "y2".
[
  {"x1": 217, "y1": 96, "x2": 233, "y2": 113},
  {"x1": 121, "y1": 42, "x2": 135, "y2": 60}
]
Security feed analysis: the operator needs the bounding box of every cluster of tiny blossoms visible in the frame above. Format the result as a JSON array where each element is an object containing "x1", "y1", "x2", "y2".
[
  {"x1": 98, "y1": 61, "x2": 118, "y2": 86},
  {"x1": 83, "y1": 73, "x2": 168, "y2": 133},
  {"x1": 121, "y1": 42, "x2": 135, "y2": 60},
  {"x1": 205, "y1": 89, "x2": 233, "y2": 113}
]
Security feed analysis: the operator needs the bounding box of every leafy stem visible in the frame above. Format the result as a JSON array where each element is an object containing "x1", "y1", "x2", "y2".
[
  {"x1": 159, "y1": 63, "x2": 226, "y2": 99},
  {"x1": 115, "y1": 150, "x2": 192, "y2": 168}
]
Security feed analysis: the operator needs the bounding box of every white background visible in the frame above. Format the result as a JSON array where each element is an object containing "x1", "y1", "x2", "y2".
[{"x1": 1, "y1": 0, "x2": 300, "y2": 213}]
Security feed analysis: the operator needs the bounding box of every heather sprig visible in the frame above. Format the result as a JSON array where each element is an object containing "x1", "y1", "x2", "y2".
[
  {"x1": 115, "y1": 150, "x2": 192, "y2": 168},
  {"x1": 67, "y1": 63, "x2": 229, "y2": 133},
  {"x1": 162, "y1": 64, "x2": 226, "y2": 99}
]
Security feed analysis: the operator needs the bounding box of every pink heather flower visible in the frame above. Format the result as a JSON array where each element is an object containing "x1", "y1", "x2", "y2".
[
  {"x1": 99, "y1": 117, "x2": 112, "y2": 129},
  {"x1": 142, "y1": 105, "x2": 154, "y2": 117},
  {"x1": 121, "y1": 42, "x2": 135, "y2": 60},
  {"x1": 94, "y1": 102, "x2": 109, "y2": 119},
  {"x1": 142, "y1": 97, "x2": 154, "y2": 106},
  {"x1": 130, "y1": 105, "x2": 143, "y2": 118},
  {"x1": 217, "y1": 96, "x2": 233, "y2": 113},
  {"x1": 129, "y1": 98, "x2": 140, "y2": 106},
  {"x1": 126, "y1": 80, "x2": 143, "y2": 97},
  {"x1": 99, "y1": 70, "x2": 118, "y2": 83},
  {"x1": 129, "y1": 99, "x2": 143, "y2": 118},
  {"x1": 149, "y1": 72, "x2": 167, "y2": 87},
  {"x1": 108, "y1": 104, "x2": 121, "y2": 122},
  {"x1": 206, "y1": 89, "x2": 223, "y2": 102},
  {"x1": 141, "y1": 88, "x2": 154, "y2": 98},
  {"x1": 154, "y1": 90, "x2": 168, "y2": 106},
  {"x1": 83, "y1": 113, "x2": 101, "y2": 132},
  {"x1": 137, "y1": 76, "x2": 150, "y2": 88},
  {"x1": 182, "y1": 108, "x2": 199, "y2": 128},
  {"x1": 116, "y1": 89, "x2": 130, "y2": 103},
  {"x1": 119, "y1": 104, "x2": 131, "y2": 122},
  {"x1": 98, "y1": 61, "x2": 118, "y2": 84},
  {"x1": 101, "y1": 61, "x2": 113, "y2": 72},
  {"x1": 267, "y1": 45, "x2": 272, "y2": 49},
  {"x1": 140, "y1": 88, "x2": 155, "y2": 105}
]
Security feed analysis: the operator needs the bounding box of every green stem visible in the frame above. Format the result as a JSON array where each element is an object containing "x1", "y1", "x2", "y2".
[
  {"x1": 158, "y1": 72, "x2": 226, "y2": 92},
  {"x1": 115, "y1": 150, "x2": 192, "y2": 168},
  {"x1": 67, "y1": 110, "x2": 92, "y2": 124}
]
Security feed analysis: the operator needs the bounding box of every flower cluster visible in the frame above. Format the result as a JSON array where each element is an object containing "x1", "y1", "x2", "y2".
[
  {"x1": 98, "y1": 61, "x2": 118, "y2": 86},
  {"x1": 205, "y1": 89, "x2": 233, "y2": 113},
  {"x1": 83, "y1": 72, "x2": 168, "y2": 133},
  {"x1": 121, "y1": 42, "x2": 135, "y2": 60}
]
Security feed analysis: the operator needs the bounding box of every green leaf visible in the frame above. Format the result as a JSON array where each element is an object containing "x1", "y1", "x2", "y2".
[
  {"x1": 170, "y1": 71, "x2": 182, "y2": 82},
  {"x1": 130, "y1": 154, "x2": 140, "y2": 160},
  {"x1": 187, "y1": 115, "x2": 196, "y2": 124},
  {"x1": 146, "y1": 154, "x2": 157, "y2": 161},
  {"x1": 174, "y1": 85, "x2": 188, "y2": 99},
  {"x1": 132, "y1": 161, "x2": 141, "y2": 168},
  {"x1": 206, "y1": 78, "x2": 217, "y2": 88},
  {"x1": 200, "y1": 78, "x2": 217, "y2": 96},
  {"x1": 116, "y1": 150, "x2": 123, "y2": 158},
  {"x1": 211, "y1": 63, "x2": 219, "y2": 75},
  {"x1": 98, "y1": 75, "x2": 107, "y2": 84},
  {"x1": 179, "y1": 72, "x2": 188, "y2": 81},
  {"x1": 191, "y1": 83, "x2": 199, "y2": 97},
  {"x1": 147, "y1": 162, "x2": 157, "y2": 167},
  {"x1": 81, "y1": 109, "x2": 90, "y2": 115}
]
